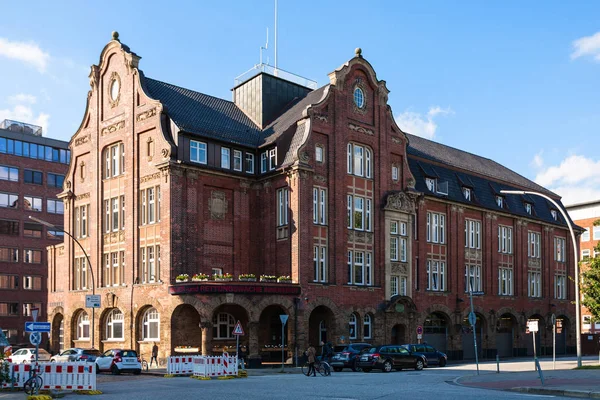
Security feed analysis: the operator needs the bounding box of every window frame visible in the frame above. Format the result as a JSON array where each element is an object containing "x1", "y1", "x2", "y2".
[{"x1": 190, "y1": 140, "x2": 207, "y2": 164}]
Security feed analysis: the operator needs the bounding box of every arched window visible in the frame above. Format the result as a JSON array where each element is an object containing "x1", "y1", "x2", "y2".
[
  {"x1": 363, "y1": 314, "x2": 372, "y2": 339},
  {"x1": 142, "y1": 308, "x2": 160, "y2": 341},
  {"x1": 212, "y1": 312, "x2": 235, "y2": 339},
  {"x1": 347, "y1": 143, "x2": 373, "y2": 178},
  {"x1": 106, "y1": 309, "x2": 124, "y2": 340},
  {"x1": 77, "y1": 311, "x2": 89, "y2": 340},
  {"x1": 349, "y1": 314, "x2": 358, "y2": 340}
]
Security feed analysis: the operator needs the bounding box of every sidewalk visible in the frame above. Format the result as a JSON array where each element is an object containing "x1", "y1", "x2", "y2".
[
  {"x1": 144, "y1": 364, "x2": 304, "y2": 377},
  {"x1": 458, "y1": 368, "x2": 600, "y2": 398}
]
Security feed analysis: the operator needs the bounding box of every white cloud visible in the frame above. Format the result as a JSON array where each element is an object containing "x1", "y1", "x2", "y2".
[
  {"x1": 571, "y1": 31, "x2": 600, "y2": 61},
  {"x1": 7, "y1": 94, "x2": 37, "y2": 105},
  {"x1": 0, "y1": 104, "x2": 50, "y2": 133},
  {"x1": 0, "y1": 38, "x2": 50, "y2": 73},
  {"x1": 530, "y1": 151, "x2": 544, "y2": 169},
  {"x1": 395, "y1": 106, "x2": 454, "y2": 139},
  {"x1": 534, "y1": 154, "x2": 600, "y2": 205}
]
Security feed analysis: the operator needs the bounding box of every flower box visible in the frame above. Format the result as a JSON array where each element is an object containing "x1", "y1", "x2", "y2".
[
  {"x1": 239, "y1": 277, "x2": 257, "y2": 282},
  {"x1": 215, "y1": 278, "x2": 233, "y2": 282},
  {"x1": 192, "y1": 278, "x2": 208, "y2": 282},
  {"x1": 176, "y1": 278, "x2": 189, "y2": 283}
]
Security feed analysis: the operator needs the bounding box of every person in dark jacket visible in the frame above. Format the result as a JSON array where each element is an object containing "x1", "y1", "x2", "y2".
[
  {"x1": 237, "y1": 344, "x2": 246, "y2": 370},
  {"x1": 320, "y1": 341, "x2": 333, "y2": 362}
]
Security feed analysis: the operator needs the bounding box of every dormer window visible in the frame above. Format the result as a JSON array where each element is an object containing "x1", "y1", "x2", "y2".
[
  {"x1": 496, "y1": 196, "x2": 504, "y2": 208},
  {"x1": 525, "y1": 203, "x2": 532, "y2": 215},
  {"x1": 551, "y1": 210, "x2": 557, "y2": 221},
  {"x1": 463, "y1": 187, "x2": 471, "y2": 201},
  {"x1": 425, "y1": 178, "x2": 436, "y2": 192},
  {"x1": 268, "y1": 149, "x2": 277, "y2": 171},
  {"x1": 392, "y1": 166, "x2": 399, "y2": 181}
]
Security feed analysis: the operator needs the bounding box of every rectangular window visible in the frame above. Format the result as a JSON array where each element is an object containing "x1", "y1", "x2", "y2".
[
  {"x1": 392, "y1": 165, "x2": 399, "y2": 181},
  {"x1": 261, "y1": 152, "x2": 267, "y2": 173},
  {"x1": 104, "y1": 200, "x2": 110, "y2": 233},
  {"x1": 583, "y1": 315, "x2": 592, "y2": 330},
  {"x1": 582, "y1": 229, "x2": 590, "y2": 242},
  {"x1": 498, "y1": 225, "x2": 513, "y2": 254},
  {"x1": 313, "y1": 246, "x2": 327, "y2": 283},
  {"x1": 555, "y1": 274, "x2": 566, "y2": 299},
  {"x1": 528, "y1": 231, "x2": 541, "y2": 258},
  {"x1": 148, "y1": 187, "x2": 155, "y2": 224},
  {"x1": 425, "y1": 178, "x2": 436, "y2": 192},
  {"x1": 0, "y1": 275, "x2": 18, "y2": 289},
  {"x1": 465, "y1": 265, "x2": 482, "y2": 292},
  {"x1": 0, "y1": 219, "x2": 20, "y2": 236},
  {"x1": 582, "y1": 249, "x2": 591, "y2": 260},
  {"x1": 594, "y1": 226, "x2": 600, "y2": 240},
  {"x1": 0, "y1": 165, "x2": 19, "y2": 182},
  {"x1": 23, "y1": 276, "x2": 42, "y2": 290},
  {"x1": 148, "y1": 246, "x2": 156, "y2": 282},
  {"x1": 426, "y1": 212, "x2": 445, "y2": 244},
  {"x1": 78, "y1": 205, "x2": 89, "y2": 238},
  {"x1": 347, "y1": 195, "x2": 353, "y2": 229},
  {"x1": 23, "y1": 249, "x2": 42, "y2": 264},
  {"x1": 315, "y1": 146, "x2": 323, "y2": 163},
  {"x1": 0, "y1": 247, "x2": 18, "y2": 262},
  {"x1": 313, "y1": 187, "x2": 327, "y2": 225},
  {"x1": 496, "y1": 196, "x2": 504, "y2": 208},
  {"x1": 233, "y1": 150, "x2": 242, "y2": 171},
  {"x1": 353, "y1": 146, "x2": 364, "y2": 177},
  {"x1": 121, "y1": 195, "x2": 126, "y2": 229},
  {"x1": 23, "y1": 303, "x2": 42, "y2": 317},
  {"x1": 141, "y1": 190, "x2": 147, "y2": 225},
  {"x1": 426, "y1": 260, "x2": 445, "y2": 291},
  {"x1": 24, "y1": 169, "x2": 43, "y2": 185},
  {"x1": 47, "y1": 199, "x2": 64, "y2": 214},
  {"x1": 390, "y1": 275, "x2": 399, "y2": 297},
  {"x1": 277, "y1": 188, "x2": 289, "y2": 226},
  {"x1": 464, "y1": 219, "x2": 481, "y2": 249},
  {"x1": 24, "y1": 222, "x2": 42, "y2": 238},
  {"x1": 24, "y1": 195, "x2": 43, "y2": 212},
  {"x1": 0, "y1": 192, "x2": 19, "y2": 209},
  {"x1": 221, "y1": 147, "x2": 230, "y2": 169},
  {"x1": 354, "y1": 197, "x2": 364, "y2": 230},
  {"x1": 268, "y1": 148, "x2": 277, "y2": 170},
  {"x1": 528, "y1": 271, "x2": 541, "y2": 297},
  {"x1": 47, "y1": 173, "x2": 65, "y2": 188},
  {"x1": 554, "y1": 237, "x2": 566, "y2": 262},
  {"x1": 190, "y1": 140, "x2": 207, "y2": 164},
  {"x1": 498, "y1": 267, "x2": 513, "y2": 296},
  {"x1": 463, "y1": 187, "x2": 471, "y2": 200},
  {"x1": 111, "y1": 198, "x2": 119, "y2": 231},
  {"x1": 245, "y1": 153, "x2": 254, "y2": 173},
  {"x1": 0, "y1": 303, "x2": 19, "y2": 316},
  {"x1": 347, "y1": 250, "x2": 372, "y2": 286}
]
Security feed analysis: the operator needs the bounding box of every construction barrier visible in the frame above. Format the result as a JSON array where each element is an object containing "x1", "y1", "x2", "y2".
[
  {"x1": 167, "y1": 356, "x2": 196, "y2": 375},
  {"x1": 192, "y1": 356, "x2": 238, "y2": 378},
  {"x1": 1, "y1": 362, "x2": 96, "y2": 391}
]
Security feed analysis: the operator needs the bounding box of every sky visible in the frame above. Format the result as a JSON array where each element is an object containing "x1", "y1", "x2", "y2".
[{"x1": 1, "y1": 1, "x2": 599, "y2": 206}]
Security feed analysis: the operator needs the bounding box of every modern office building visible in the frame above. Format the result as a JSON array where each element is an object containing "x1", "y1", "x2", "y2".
[
  {"x1": 46, "y1": 33, "x2": 576, "y2": 365},
  {"x1": 0, "y1": 119, "x2": 69, "y2": 350}
]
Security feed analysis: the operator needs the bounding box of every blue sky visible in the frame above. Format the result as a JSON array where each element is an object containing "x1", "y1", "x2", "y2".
[{"x1": 1, "y1": 1, "x2": 599, "y2": 205}]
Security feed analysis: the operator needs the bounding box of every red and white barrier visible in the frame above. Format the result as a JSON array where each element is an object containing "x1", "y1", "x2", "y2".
[
  {"x1": 192, "y1": 356, "x2": 238, "y2": 378},
  {"x1": 167, "y1": 356, "x2": 196, "y2": 375},
  {"x1": 1, "y1": 362, "x2": 96, "y2": 391}
]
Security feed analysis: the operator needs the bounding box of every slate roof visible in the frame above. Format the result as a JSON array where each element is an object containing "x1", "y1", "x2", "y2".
[
  {"x1": 143, "y1": 77, "x2": 261, "y2": 148},
  {"x1": 406, "y1": 133, "x2": 555, "y2": 197}
]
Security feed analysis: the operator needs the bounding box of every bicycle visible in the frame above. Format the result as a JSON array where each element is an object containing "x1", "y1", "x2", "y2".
[
  {"x1": 301, "y1": 359, "x2": 331, "y2": 376},
  {"x1": 23, "y1": 363, "x2": 43, "y2": 395},
  {"x1": 140, "y1": 355, "x2": 149, "y2": 371}
]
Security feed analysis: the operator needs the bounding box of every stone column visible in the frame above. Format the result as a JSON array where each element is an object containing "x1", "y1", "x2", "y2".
[
  {"x1": 200, "y1": 321, "x2": 212, "y2": 356},
  {"x1": 248, "y1": 321, "x2": 260, "y2": 368}
]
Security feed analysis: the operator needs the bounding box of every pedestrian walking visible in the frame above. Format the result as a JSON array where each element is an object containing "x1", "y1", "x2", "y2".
[
  {"x1": 150, "y1": 342, "x2": 159, "y2": 367},
  {"x1": 237, "y1": 344, "x2": 246, "y2": 370},
  {"x1": 306, "y1": 344, "x2": 317, "y2": 377}
]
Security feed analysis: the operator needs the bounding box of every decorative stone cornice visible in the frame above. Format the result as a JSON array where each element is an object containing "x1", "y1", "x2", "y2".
[
  {"x1": 313, "y1": 174, "x2": 327, "y2": 183},
  {"x1": 101, "y1": 120, "x2": 125, "y2": 136},
  {"x1": 136, "y1": 107, "x2": 157, "y2": 122},
  {"x1": 348, "y1": 123, "x2": 374, "y2": 136},
  {"x1": 76, "y1": 192, "x2": 90, "y2": 201},
  {"x1": 384, "y1": 192, "x2": 417, "y2": 214},
  {"x1": 140, "y1": 172, "x2": 161, "y2": 183}
]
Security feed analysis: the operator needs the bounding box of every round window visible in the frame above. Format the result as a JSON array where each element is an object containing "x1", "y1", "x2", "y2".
[
  {"x1": 353, "y1": 87, "x2": 365, "y2": 109},
  {"x1": 110, "y1": 78, "x2": 120, "y2": 101}
]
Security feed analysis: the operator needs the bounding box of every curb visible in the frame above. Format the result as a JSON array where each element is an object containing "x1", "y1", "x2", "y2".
[{"x1": 511, "y1": 387, "x2": 600, "y2": 399}]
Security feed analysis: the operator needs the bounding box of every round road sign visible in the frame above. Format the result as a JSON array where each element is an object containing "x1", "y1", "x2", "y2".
[
  {"x1": 29, "y1": 332, "x2": 42, "y2": 346},
  {"x1": 468, "y1": 312, "x2": 477, "y2": 326},
  {"x1": 416, "y1": 325, "x2": 423, "y2": 335}
]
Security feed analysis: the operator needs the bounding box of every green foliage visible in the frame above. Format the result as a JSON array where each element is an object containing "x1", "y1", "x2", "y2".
[
  {"x1": 581, "y1": 219, "x2": 600, "y2": 322},
  {"x1": 0, "y1": 352, "x2": 10, "y2": 387}
]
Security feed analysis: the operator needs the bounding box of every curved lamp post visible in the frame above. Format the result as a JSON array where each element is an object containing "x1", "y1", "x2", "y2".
[
  {"x1": 500, "y1": 190, "x2": 581, "y2": 367},
  {"x1": 29, "y1": 215, "x2": 96, "y2": 348}
]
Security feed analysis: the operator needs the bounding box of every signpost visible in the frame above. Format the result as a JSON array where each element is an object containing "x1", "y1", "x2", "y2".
[
  {"x1": 280, "y1": 315, "x2": 288, "y2": 372},
  {"x1": 29, "y1": 332, "x2": 42, "y2": 346},
  {"x1": 85, "y1": 295, "x2": 101, "y2": 308},
  {"x1": 25, "y1": 322, "x2": 51, "y2": 333},
  {"x1": 551, "y1": 314, "x2": 556, "y2": 370},
  {"x1": 416, "y1": 325, "x2": 423, "y2": 343},
  {"x1": 528, "y1": 319, "x2": 539, "y2": 365},
  {"x1": 232, "y1": 320, "x2": 244, "y2": 370},
  {"x1": 468, "y1": 287, "x2": 479, "y2": 375}
]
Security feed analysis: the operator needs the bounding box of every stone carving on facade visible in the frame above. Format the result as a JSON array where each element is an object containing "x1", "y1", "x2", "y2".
[
  {"x1": 74, "y1": 134, "x2": 90, "y2": 147},
  {"x1": 458, "y1": 207, "x2": 465, "y2": 213},
  {"x1": 391, "y1": 136, "x2": 402, "y2": 145},
  {"x1": 140, "y1": 172, "x2": 162, "y2": 183},
  {"x1": 391, "y1": 263, "x2": 408, "y2": 275},
  {"x1": 76, "y1": 192, "x2": 90, "y2": 201},
  {"x1": 108, "y1": 72, "x2": 121, "y2": 108},
  {"x1": 465, "y1": 249, "x2": 482, "y2": 261},
  {"x1": 348, "y1": 123, "x2": 374, "y2": 136},
  {"x1": 79, "y1": 161, "x2": 86, "y2": 183},
  {"x1": 101, "y1": 120, "x2": 125, "y2": 136},
  {"x1": 66, "y1": 180, "x2": 72, "y2": 189},
  {"x1": 485, "y1": 213, "x2": 493, "y2": 220},
  {"x1": 407, "y1": 177, "x2": 416, "y2": 189},
  {"x1": 209, "y1": 191, "x2": 228, "y2": 220},
  {"x1": 384, "y1": 192, "x2": 416, "y2": 214},
  {"x1": 348, "y1": 231, "x2": 373, "y2": 244},
  {"x1": 161, "y1": 148, "x2": 170, "y2": 159},
  {"x1": 313, "y1": 174, "x2": 327, "y2": 183},
  {"x1": 58, "y1": 246, "x2": 64, "y2": 256},
  {"x1": 451, "y1": 205, "x2": 457, "y2": 212},
  {"x1": 299, "y1": 151, "x2": 310, "y2": 162},
  {"x1": 529, "y1": 259, "x2": 541, "y2": 269},
  {"x1": 136, "y1": 108, "x2": 157, "y2": 122},
  {"x1": 89, "y1": 65, "x2": 99, "y2": 88},
  {"x1": 313, "y1": 113, "x2": 328, "y2": 123}
]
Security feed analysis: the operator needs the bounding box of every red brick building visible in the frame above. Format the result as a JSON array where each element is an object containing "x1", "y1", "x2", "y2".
[
  {"x1": 0, "y1": 119, "x2": 69, "y2": 349},
  {"x1": 47, "y1": 34, "x2": 576, "y2": 365}
]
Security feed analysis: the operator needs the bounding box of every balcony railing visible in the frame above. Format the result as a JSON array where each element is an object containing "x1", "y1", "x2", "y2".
[{"x1": 0, "y1": 119, "x2": 43, "y2": 136}]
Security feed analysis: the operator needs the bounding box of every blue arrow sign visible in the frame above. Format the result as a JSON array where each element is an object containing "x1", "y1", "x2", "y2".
[{"x1": 25, "y1": 322, "x2": 51, "y2": 333}]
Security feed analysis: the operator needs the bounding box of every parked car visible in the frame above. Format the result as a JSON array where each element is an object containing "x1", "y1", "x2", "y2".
[
  {"x1": 50, "y1": 348, "x2": 102, "y2": 363},
  {"x1": 330, "y1": 343, "x2": 372, "y2": 372},
  {"x1": 357, "y1": 345, "x2": 426, "y2": 372},
  {"x1": 95, "y1": 349, "x2": 142, "y2": 375},
  {"x1": 401, "y1": 343, "x2": 447, "y2": 367},
  {"x1": 7, "y1": 348, "x2": 51, "y2": 363}
]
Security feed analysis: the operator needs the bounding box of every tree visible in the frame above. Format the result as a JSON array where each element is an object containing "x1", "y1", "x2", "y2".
[{"x1": 581, "y1": 220, "x2": 600, "y2": 322}]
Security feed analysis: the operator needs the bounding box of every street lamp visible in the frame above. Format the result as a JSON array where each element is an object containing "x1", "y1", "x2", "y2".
[
  {"x1": 500, "y1": 190, "x2": 582, "y2": 367},
  {"x1": 28, "y1": 215, "x2": 96, "y2": 348}
]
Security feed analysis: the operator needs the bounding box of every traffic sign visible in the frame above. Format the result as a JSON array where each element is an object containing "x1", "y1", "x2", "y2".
[
  {"x1": 232, "y1": 320, "x2": 244, "y2": 335},
  {"x1": 417, "y1": 333, "x2": 423, "y2": 340},
  {"x1": 468, "y1": 312, "x2": 477, "y2": 326},
  {"x1": 86, "y1": 295, "x2": 101, "y2": 308},
  {"x1": 551, "y1": 314, "x2": 556, "y2": 326},
  {"x1": 25, "y1": 322, "x2": 51, "y2": 333},
  {"x1": 416, "y1": 325, "x2": 423, "y2": 335},
  {"x1": 29, "y1": 332, "x2": 41, "y2": 346},
  {"x1": 527, "y1": 320, "x2": 539, "y2": 332},
  {"x1": 279, "y1": 315, "x2": 289, "y2": 325}
]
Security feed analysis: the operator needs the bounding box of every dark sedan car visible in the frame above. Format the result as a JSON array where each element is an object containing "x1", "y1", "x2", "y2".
[
  {"x1": 329, "y1": 343, "x2": 371, "y2": 372},
  {"x1": 401, "y1": 344, "x2": 447, "y2": 367},
  {"x1": 358, "y1": 345, "x2": 426, "y2": 372}
]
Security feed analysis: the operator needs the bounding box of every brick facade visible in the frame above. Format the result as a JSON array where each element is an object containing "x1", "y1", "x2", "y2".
[{"x1": 46, "y1": 36, "x2": 575, "y2": 365}]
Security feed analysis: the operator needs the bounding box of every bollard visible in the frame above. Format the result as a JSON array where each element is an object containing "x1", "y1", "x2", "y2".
[{"x1": 496, "y1": 354, "x2": 500, "y2": 373}]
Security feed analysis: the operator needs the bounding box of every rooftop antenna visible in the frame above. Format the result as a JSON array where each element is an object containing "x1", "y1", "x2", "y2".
[
  {"x1": 274, "y1": 0, "x2": 278, "y2": 70},
  {"x1": 259, "y1": 27, "x2": 269, "y2": 66}
]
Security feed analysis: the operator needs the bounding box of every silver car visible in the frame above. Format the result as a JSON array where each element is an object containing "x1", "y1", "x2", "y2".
[{"x1": 50, "y1": 348, "x2": 102, "y2": 362}]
